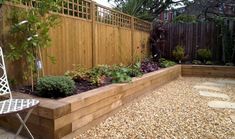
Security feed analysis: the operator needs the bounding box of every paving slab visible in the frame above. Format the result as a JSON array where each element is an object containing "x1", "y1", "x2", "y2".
[
  {"x1": 193, "y1": 85, "x2": 222, "y2": 92},
  {"x1": 217, "y1": 79, "x2": 235, "y2": 85},
  {"x1": 202, "y1": 82, "x2": 225, "y2": 87},
  {"x1": 199, "y1": 91, "x2": 230, "y2": 100},
  {"x1": 208, "y1": 101, "x2": 235, "y2": 109}
]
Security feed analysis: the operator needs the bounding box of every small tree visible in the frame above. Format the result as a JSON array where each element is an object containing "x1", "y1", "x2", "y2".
[
  {"x1": 197, "y1": 49, "x2": 212, "y2": 63},
  {"x1": 5, "y1": 0, "x2": 61, "y2": 91},
  {"x1": 172, "y1": 45, "x2": 185, "y2": 63}
]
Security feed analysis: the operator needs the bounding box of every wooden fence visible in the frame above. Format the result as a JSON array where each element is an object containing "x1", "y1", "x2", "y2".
[
  {"x1": 161, "y1": 22, "x2": 220, "y2": 61},
  {"x1": 1, "y1": 0, "x2": 151, "y2": 76}
]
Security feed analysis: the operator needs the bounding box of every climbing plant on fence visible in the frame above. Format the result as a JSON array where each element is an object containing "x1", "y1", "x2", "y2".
[{"x1": 4, "y1": 0, "x2": 61, "y2": 91}]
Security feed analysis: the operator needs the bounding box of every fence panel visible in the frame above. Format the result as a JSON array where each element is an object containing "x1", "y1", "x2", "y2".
[
  {"x1": 162, "y1": 22, "x2": 219, "y2": 61},
  {"x1": 1, "y1": 1, "x2": 152, "y2": 77}
]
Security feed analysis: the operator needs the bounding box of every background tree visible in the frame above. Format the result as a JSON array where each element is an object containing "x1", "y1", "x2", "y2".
[
  {"x1": 184, "y1": 0, "x2": 235, "y2": 20},
  {"x1": 108, "y1": 0, "x2": 191, "y2": 21},
  {"x1": 184, "y1": 0, "x2": 235, "y2": 63}
]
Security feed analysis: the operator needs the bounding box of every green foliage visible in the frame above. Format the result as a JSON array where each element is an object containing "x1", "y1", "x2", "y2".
[
  {"x1": 205, "y1": 61, "x2": 213, "y2": 65},
  {"x1": 36, "y1": 76, "x2": 75, "y2": 98},
  {"x1": 172, "y1": 45, "x2": 185, "y2": 62},
  {"x1": 192, "y1": 60, "x2": 202, "y2": 65},
  {"x1": 225, "y1": 63, "x2": 234, "y2": 66},
  {"x1": 65, "y1": 65, "x2": 88, "y2": 81},
  {"x1": 159, "y1": 58, "x2": 176, "y2": 68},
  {"x1": 87, "y1": 65, "x2": 112, "y2": 86},
  {"x1": 110, "y1": 65, "x2": 132, "y2": 83},
  {"x1": 6, "y1": 0, "x2": 60, "y2": 80},
  {"x1": 197, "y1": 49, "x2": 212, "y2": 62},
  {"x1": 128, "y1": 61, "x2": 143, "y2": 77},
  {"x1": 173, "y1": 14, "x2": 197, "y2": 23}
]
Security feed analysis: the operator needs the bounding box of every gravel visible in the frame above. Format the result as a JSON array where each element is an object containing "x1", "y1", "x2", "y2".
[{"x1": 76, "y1": 77, "x2": 235, "y2": 139}]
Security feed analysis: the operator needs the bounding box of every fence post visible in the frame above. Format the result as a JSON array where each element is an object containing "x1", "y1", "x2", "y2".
[
  {"x1": 131, "y1": 16, "x2": 134, "y2": 64},
  {"x1": 0, "y1": 4, "x2": 4, "y2": 47},
  {"x1": 91, "y1": 1, "x2": 97, "y2": 67}
]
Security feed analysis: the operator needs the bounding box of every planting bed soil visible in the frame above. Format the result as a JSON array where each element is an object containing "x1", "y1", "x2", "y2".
[
  {"x1": 77, "y1": 77, "x2": 235, "y2": 139},
  {"x1": 16, "y1": 80, "x2": 105, "y2": 97}
]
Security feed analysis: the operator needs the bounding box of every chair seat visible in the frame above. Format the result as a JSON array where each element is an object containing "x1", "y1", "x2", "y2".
[{"x1": 0, "y1": 99, "x2": 39, "y2": 116}]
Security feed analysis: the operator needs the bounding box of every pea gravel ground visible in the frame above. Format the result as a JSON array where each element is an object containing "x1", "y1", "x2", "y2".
[{"x1": 76, "y1": 77, "x2": 235, "y2": 139}]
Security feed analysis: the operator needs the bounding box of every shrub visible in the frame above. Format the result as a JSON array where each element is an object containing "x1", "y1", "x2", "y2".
[
  {"x1": 197, "y1": 49, "x2": 212, "y2": 63},
  {"x1": 141, "y1": 59, "x2": 159, "y2": 73},
  {"x1": 225, "y1": 63, "x2": 234, "y2": 66},
  {"x1": 173, "y1": 45, "x2": 185, "y2": 63},
  {"x1": 36, "y1": 76, "x2": 75, "y2": 98},
  {"x1": 88, "y1": 65, "x2": 112, "y2": 86},
  {"x1": 205, "y1": 61, "x2": 213, "y2": 65},
  {"x1": 192, "y1": 60, "x2": 202, "y2": 65},
  {"x1": 110, "y1": 65, "x2": 132, "y2": 83},
  {"x1": 128, "y1": 61, "x2": 143, "y2": 77},
  {"x1": 159, "y1": 58, "x2": 176, "y2": 68},
  {"x1": 65, "y1": 65, "x2": 88, "y2": 82}
]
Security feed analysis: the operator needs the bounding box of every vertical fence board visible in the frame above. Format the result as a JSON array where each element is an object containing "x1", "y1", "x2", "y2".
[
  {"x1": 1, "y1": 2, "x2": 151, "y2": 78},
  {"x1": 162, "y1": 22, "x2": 219, "y2": 61}
]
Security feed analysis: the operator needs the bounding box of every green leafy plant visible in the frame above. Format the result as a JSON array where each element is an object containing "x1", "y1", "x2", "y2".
[
  {"x1": 172, "y1": 45, "x2": 185, "y2": 63},
  {"x1": 128, "y1": 61, "x2": 143, "y2": 77},
  {"x1": 192, "y1": 60, "x2": 202, "y2": 65},
  {"x1": 173, "y1": 14, "x2": 197, "y2": 23},
  {"x1": 225, "y1": 63, "x2": 234, "y2": 66},
  {"x1": 197, "y1": 49, "x2": 212, "y2": 63},
  {"x1": 205, "y1": 61, "x2": 213, "y2": 65},
  {"x1": 6, "y1": 0, "x2": 61, "y2": 91},
  {"x1": 87, "y1": 65, "x2": 112, "y2": 86},
  {"x1": 159, "y1": 58, "x2": 176, "y2": 68},
  {"x1": 65, "y1": 65, "x2": 88, "y2": 82},
  {"x1": 36, "y1": 76, "x2": 75, "y2": 98},
  {"x1": 110, "y1": 66, "x2": 132, "y2": 83}
]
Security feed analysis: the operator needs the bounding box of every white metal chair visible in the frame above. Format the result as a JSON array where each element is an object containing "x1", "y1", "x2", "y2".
[{"x1": 0, "y1": 47, "x2": 39, "y2": 139}]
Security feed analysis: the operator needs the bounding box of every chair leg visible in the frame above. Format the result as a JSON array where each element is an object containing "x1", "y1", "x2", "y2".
[{"x1": 14, "y1": 109, "x2": 34, "y2": 139}]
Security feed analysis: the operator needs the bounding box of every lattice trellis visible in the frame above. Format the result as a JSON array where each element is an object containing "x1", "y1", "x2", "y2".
[
  {"x1": 95, "y1": 4, "x2": 131, "y2": 28},
  {"x1": 5, "y1": 0, "x2": 152, "y2": 31},
  {"x1": 134, "y1": 18, "x2": 152, "y2": 32},
  {"x1": 62, "y1": 0, "x2": 91, "y2": 19}
]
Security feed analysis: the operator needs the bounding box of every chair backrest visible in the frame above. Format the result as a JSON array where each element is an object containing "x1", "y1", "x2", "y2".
[{"x1": 0, "y1": 47, "x2": 12, "y2": 99}]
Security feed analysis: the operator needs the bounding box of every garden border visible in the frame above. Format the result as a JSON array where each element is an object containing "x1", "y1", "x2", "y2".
[{"x1": 0, "y1": 65, "x2": 235, "y2": 139}]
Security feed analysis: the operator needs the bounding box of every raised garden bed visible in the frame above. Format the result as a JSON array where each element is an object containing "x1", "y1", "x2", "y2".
[{"x1": 0, "y1": 65, "x2": 235, "y2": 139}]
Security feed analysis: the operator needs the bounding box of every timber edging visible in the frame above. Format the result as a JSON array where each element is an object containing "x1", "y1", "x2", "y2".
[{"x1": 1, "y1": 65, "x2": 235, "y2": 139}]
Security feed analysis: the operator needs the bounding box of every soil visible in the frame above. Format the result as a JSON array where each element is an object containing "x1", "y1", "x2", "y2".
[{"x1": 15, "y1": 79, "x2": 111, "y2": 97}]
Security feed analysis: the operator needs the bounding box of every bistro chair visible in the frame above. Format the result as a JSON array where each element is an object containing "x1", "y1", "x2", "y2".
[{"x1": 0, "y1": 47, "x2": 39, "y2": 139}]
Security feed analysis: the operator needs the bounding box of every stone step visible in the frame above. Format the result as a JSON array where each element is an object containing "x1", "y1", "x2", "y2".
[
  {"x1": 194, "y1": 85, "x2": 222, "y2": 92},
  {"x1": 199, "y1": 91, "x2": 230, "y2": 100},
  {"x1": 202, "y1": 82, "x2": 225, "y2": 87},
  {"x1": 217, "y1": 79, "x2": 235, "y2": 85},
  {"x1": 208, "y1": 101, "x2": 235, "y2": 109}
]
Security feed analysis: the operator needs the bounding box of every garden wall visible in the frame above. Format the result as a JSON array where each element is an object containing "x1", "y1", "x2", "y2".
[
  {"x1": 1, "y1": 1, "x2": 151, "y2": 77},
  {"x1": 182, "y1": 65, "x2": 235, "y2": 78},
  {"x1": 0, "y1": 65, "x2": 235, "y2": 138},
  {"x1": 0, "y1": 65, "x2": 181, "y2": 139}
]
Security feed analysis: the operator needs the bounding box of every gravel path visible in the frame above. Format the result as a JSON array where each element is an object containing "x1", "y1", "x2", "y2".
[{"x1": 76, "y1": 77, "x2": 235, "y2": 139}]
